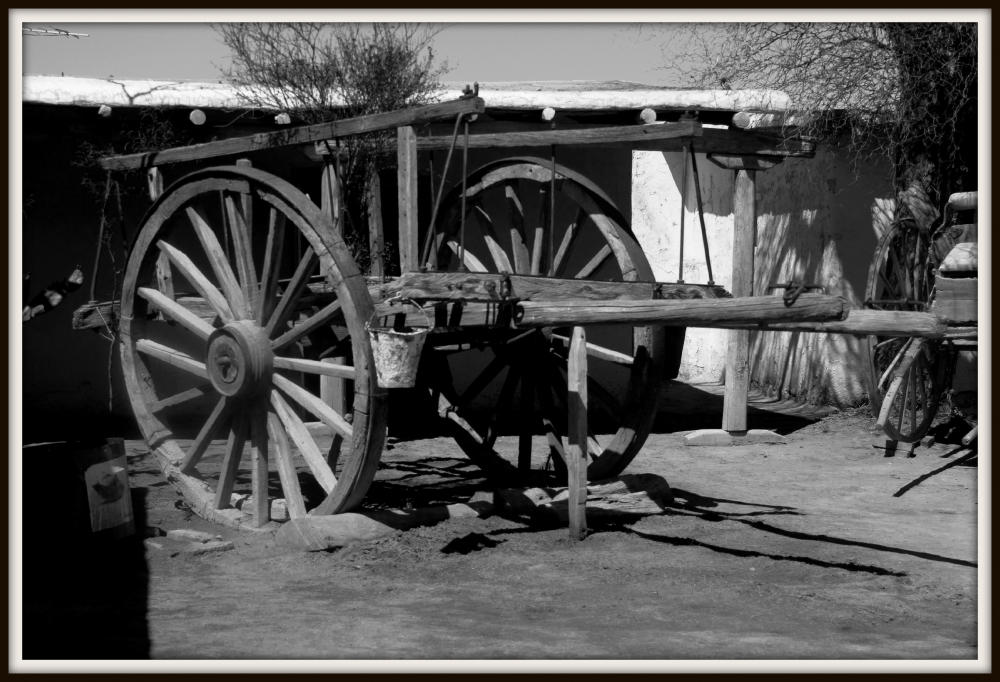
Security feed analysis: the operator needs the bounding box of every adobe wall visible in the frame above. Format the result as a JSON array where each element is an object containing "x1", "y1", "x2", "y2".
[{"x1": 631, "y1": 142, "x2": 895, "y2": 407}]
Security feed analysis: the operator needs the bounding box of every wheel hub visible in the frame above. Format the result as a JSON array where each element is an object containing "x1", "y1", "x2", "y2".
[{"x1": 206, "y1": 320, "x2": 274, "y2": 398}]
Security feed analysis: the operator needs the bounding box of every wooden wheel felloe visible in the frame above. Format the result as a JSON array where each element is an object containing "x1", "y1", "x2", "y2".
[
  {"x1": 862, "y1": 222, "x2": 947, "y2": 443},
  {"x1": 120, "y1": 166, "x2": 386, "y2": 528},
  {"x1": 425, "y1": 157, "x2": 669, "y2": 485}
]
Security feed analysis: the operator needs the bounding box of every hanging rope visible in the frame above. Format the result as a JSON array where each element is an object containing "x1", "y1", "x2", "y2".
[
  {"x1": 420, "y1": 112, "x2": 465, "y2": 271},
  {"x1": 87, "y1": 170, "x2": 114, "y2": 303},
  {"x1": 688, "y1": 143, "x2": 714, "y2": 285}
]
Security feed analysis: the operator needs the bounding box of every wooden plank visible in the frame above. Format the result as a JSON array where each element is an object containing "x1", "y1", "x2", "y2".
[
  {"x1": 368, "y1": 174, "x2": 385, "y2": 278},
  {"x1": 727, "y1": 309, "x2": 949, "y2": 339},
  {"x1": 634, "y1": 128, "x2": 816, "y2": 158},
  {"x1": 100, "y1": 96, "x2": 486, "y2": 170},
  {"x1": 929, "y1": 298, "x2": 978, "y2": 324},
  {"x1": 515, "y1": 295, "x2": 847, "y2": 328},
  {"x1": 566, "y1": 327, "x2": 588, "y2": 540},
  {"x1": 379, "y1": 272, "x2": 730, "y2": 302},
  {"x1": 731, "y1": 111, "x2": 816, "y2": 130},
  {"x1": 722, "y1": 169, "x2": 755, "y2": 432},
  {"x1": 397, "y1": 126, "x2": 419, "y2": 273},
  {"x1": 271, "y1": 298, "x2": 344, "y2": 352},
  {"x1": 411, "y1": 120, "x2": 702, "y2": 150},
  {"x1": 707, "y1": 154, "x2": 783, "y2": 171}
]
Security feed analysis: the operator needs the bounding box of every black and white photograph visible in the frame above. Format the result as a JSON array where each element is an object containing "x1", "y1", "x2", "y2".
[{"x1": 13, "y1": 9, "x2": 987, "y2": 672}]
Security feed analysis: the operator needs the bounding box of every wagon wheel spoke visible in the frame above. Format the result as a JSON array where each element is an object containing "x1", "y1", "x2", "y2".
[
  {"x1": 429, "y1": 159, "x2": 665, "y2": 484},
  {"x1": 180, "y1": 396, "x2": 233, "y2": 473},
  {"x1": 518, "y1": 365, "x2": 536, "y2": 472},
  {"x1": 270, "y1": 389, "x2": 337, "y2": 493},
  {"x1": 485, "y1": 363, "x2": 521, "y2": 449},
  {"x1": 266, "y1": 408, "x2": 307, "y2": 519},
  {"x1": 530, "y1": 185, "x2": 549, "y2": 276},
  {"x1": 149, "y1": 384, "x2": 212, "y2": 414},
  {"x1": 137, "y1": 286, "x2": 215, "y2": 340},
  {"x1": 456, "y1": 353, "x2": 508, "y2": 410},
  {"x1": 574, "y1": 244, "x2": 613, "y2": 280},
  {"x1": 248, "y1": 399, "x2": 270, "y2": 526},
  {"x1": 470, "y1": 203, "x2": 513, "y2": 273},
  {"x1": 551, "y1": 205, "x2": 587, "y2": 278},
  {"x1": 265, "y1": 249, "x2": 319, "y2": 338},
  {"x1": 535, "y1": 367, "x2": 568, "y2": 475},
  {"x1": 546, "y1": 357, "x2": 603, "y2": 461},
  {"x1": 550, "y1": 332, "x2": 634, "y2": 367},
  {"x1": 213, "y1": 410, "x2": 250, "y2": 509},
  {"x1": 256, "y1": 207, "x2": 286, "y2": 324},
  {"x1": 272, "y1": 372, "x2": 352, "y2": 441},
  {"x1": 156, "y1": 241, "x2": 234, "y2": 324},
  {"x1": 136, "y1": 339, "x2": 209, "y2": 380},
  {"x1": 445, "y1": 240, "x2": 489, "y2": 273},
  {"x1": 504, "y1": 179, "x2": 531, "y2": 275},
  {"x1": 272, "y1": 299, "x2": 344, "y2": 352},
  {"x1": 914, "y1": 353, "x2": 928, "y2": 423},
  {"x1": 223, "y1": 193, "x2": 259, "y2": 315},
  {"x1": 185, "y1": 205, "x2": 250, "y2": 319},
  {"x1": 273, "y1": 356, "x2": 356, "y2": 380}
]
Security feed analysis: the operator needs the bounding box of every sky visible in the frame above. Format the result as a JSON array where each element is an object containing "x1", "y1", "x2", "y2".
[{"x1": 21, "y1": 21, "x2": 683, "y2": 86}]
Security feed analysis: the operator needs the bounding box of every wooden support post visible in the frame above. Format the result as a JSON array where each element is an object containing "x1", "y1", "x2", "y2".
[
  {"x1": 236, "y1": 158, "x2": 253, "y2": 241},
  {"x1": 722, "y1": 169, "x2": 755, "y2": 432},
  {"x1": 320, "y1": 156, "x2": 347, "y2": 463},
  {"x1": 148, "y1": 169, "x2": 174, "y2": 321},
  {"x1": 368, "y1": 173, "x2": 384, "y2": 279},
  {"x1": 567, "y1": 326, "x2": 588, "y2": 540},
  {"x1": 398, "y1": 126, "x2": 419, "y2": 273}
]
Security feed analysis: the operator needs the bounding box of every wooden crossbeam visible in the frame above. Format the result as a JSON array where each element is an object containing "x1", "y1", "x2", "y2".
[{"x1": 100, "y1": 97, "x2": 486, "y2": 170}]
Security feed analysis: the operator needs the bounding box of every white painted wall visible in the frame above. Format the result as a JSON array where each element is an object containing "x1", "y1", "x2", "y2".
[{"x1": 632, "y1": 143, "x2": 894, "y2": 407}]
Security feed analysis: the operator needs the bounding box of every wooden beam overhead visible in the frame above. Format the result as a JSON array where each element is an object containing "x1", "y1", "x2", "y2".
[
  {"x1": 707, "y1": 154, "x2": 784, "y2": 171},
  {"x1": 100, "y1": 96, "x2": 486, "y2": 170}
]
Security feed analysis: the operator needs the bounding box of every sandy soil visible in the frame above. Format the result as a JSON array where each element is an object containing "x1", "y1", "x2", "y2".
[{"x1": 21, "y1": 382, "x2": 980, "y2": 664}]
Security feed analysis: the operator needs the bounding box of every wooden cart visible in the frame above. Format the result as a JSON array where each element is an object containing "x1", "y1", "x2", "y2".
[
  {"x1": 88, "y1": 94, "x2": 945, "y2": 531},
  {"x1": 863, "y1": 191, "x2": 979, "y2": 446}
]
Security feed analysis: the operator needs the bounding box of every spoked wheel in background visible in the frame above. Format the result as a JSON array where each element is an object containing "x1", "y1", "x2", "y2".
[
  {"x1": 862, "y1": 221, "x2": 948, "y2": 443},
  {"x1": 422, "y1": 157, "x2": 675, "y2": 486},
  {"x1": 120, "y1": 166, "x2": 386, "y2": 528}
]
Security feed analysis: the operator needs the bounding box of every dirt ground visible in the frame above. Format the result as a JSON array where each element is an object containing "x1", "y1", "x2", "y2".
[{"x1": 20, "y1": 381, "x2": 981, "y2": 666}]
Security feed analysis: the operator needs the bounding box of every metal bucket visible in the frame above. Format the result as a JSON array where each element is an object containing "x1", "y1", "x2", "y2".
[{"x1": 366, "y1": 299, "x2": 430, "y2": 389}]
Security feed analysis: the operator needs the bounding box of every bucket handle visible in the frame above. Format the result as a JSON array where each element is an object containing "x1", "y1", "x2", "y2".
[{"x1": 367, "y1": 295, "x2": 432, "y2": 332}]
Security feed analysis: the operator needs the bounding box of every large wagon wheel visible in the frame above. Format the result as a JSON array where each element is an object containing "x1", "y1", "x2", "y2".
[
  {"x1": 424, "y1": 157, "x2": 671, "y2": 486},
  {"x1": 120, "y1": 166, "x2": 386, "y2": 528},
  {"x1": 862, "y1": 221, "x2": 947, "y2": 443}
]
